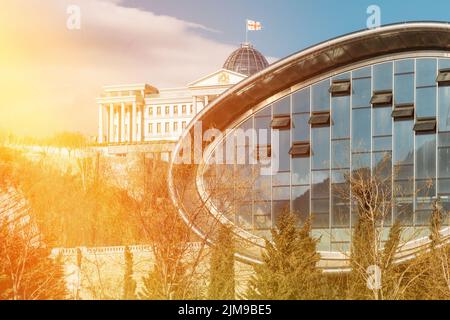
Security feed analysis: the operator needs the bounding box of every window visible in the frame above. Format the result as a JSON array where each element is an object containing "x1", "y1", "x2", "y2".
[
  {"x1": 190, "y1": 104, "x2": 193, "y2": 114},
  {"x1": 352, "y1": 78, "x2": 371, "y2": 107},
  {"x1": 148, "y1": 107, "x2": 153, "y2": 116},
  {"x1": 148, "y1": 123, "x2": 153, "y2": 134},
  {"x1": 373, "y1": 62, "x2": 393, "y2": 91},
  {"x1": 394, "y1": 73, "x2": 414, "y2": 105},
  {"x1": 293, "y1": 114, "x2": 310, "y2": 141},
  {"x1": 271, "y1": 115, "x2": 291, "y2": 130},
  {"x1": 392, "y1": 104, "x2": 414, "y2": 120},
  {"x1": 332, "y1": 140, "x2": 350, "y2": 169},
  {"x1": 331, "y1": 95, "x2": 350, "y2": 139},
  {"x1": 394, "y1": 120, "x2": 414, "y2": 165},
  {"x1": 157, "y1": 123, "x2": 161, "y2": 133},
  {"x1": 165, "y1": 106, "x2": 170, "y2": 115},
  {"x1": 292, "y1": 157, "x2": 309, "y2": 185},
  {"x1": 273, "y1": 97, "x2": 290, "y2": 115},
  {"x1": 352, "y1": 108, "x2": 371, "y2": 152},
  {"x1": 416, "y1": 134, "x2": 436, "y2": 180},
  {"x1": 416, "y1": 58, "x2": 437, "y2": 87},
  {"x1": 292, "y1": 88, "x2": 310, "y2": 113},
  {"x1": 157, "y1": 106, "x2": 161, "y2": 115},
  {"x1": 182, "y1": 121, "x2": 187, "y2": 129},
  {"x1": 174, "y1": 105, "x2": 178, "y2": 115},
  {"x1": 416, "y1": 86, "x2": 436, "y2": 117},
  {"x1": 373, "y1": 107, "x2": 392, "y2": 136},
  {"x1": 256, "y1": 145, "x2": 272, "y2": 160},
  {"x1": 312, "y1": 126, "x2": 330, "y2": 170},
  {"x1": 439, "y1": 86, "x2": 450, "y2": 131},
  {"x1": 289, "y1": 141, "x2": 310, "y2": 157},
  {"x1": 173, "y1": 122, "x2": 178, "y2": 131},
  {"x1": 311, "y1": 79, "x2": 330, "y2": 112},
  {"x1": 329, "y1": 80, "x2": 351, "y2": 96},
  {"x1": 371, "y1": 90, "x2": 393, "y2": 106},
  {"x1": 436, "y1": 68, "x2": 450, "y2": 85},
  {"x1": 309, "y1": 112, "x2": 330, "y2": 127},
  {"x1": 182, "y1": 105, "x2": 187, "y2": 114},
  {"x1": 414, "y1": 117, "x2": 437, "y2": 133},
  {"x1": 165, "y1": 122, "x2": 170, "y2": 133}
]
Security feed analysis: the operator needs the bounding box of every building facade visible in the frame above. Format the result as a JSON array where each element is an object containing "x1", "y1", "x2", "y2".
[
  {"x1": 96, "y1": 43, "x2": 269, "y2": 157},
  {"x1": 169, "y1": 22, "x2": 450, "y2": 269}
]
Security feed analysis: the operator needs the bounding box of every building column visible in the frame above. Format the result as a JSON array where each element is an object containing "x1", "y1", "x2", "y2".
[
  {"x1": 98, "y1": 104, "x2": 103, "y2": 144},
  {"x1": 204, "y1": 95, "x2": 209, "y2": 106},
  {"x1": 120, "y1": 103, "x2": 126, "y2": 143},
  {"x1": 109, "y1": 103, "x2": 114, "y2": 143},
  {"x1": 139, "y1": 105, "x2": 144, "y2": 142},
  {"x1": 193, "y1": 96, "x2": 198, "y2": 114},
  {"x1": 131, "y1": 102, "x2": 137, "y2": 142}
]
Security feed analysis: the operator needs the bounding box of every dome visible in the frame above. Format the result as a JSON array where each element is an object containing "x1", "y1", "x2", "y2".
[{"x1": 223, "y1": 43, "x2": 269, "y2": 76}]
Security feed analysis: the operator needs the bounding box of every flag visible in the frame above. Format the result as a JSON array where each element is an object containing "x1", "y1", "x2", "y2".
[{"x1": 247, "y1": 20, "x2": 262, "y2": 31}]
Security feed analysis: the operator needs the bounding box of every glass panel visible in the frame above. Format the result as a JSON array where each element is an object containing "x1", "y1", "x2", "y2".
[
  {"x1": 293, "y1": 114, "x2": 310, "y2": 141},
  {"x1": 439, "y1": 132, "x2": 450, "y2": 147},
  {"x1": 272, "y1": 130, "x2": 290, "y2": 172},
  {"x1": 438, "y1": 86, "x2": 450, "y2": 132},
  {"x1": 273, "y1": 96, "x2": 290, "y2": 115},
  {"x1": 236, "y1": 203, "x2": 253, "y2": 229},
  {"x1": 395, "y1": 59, "x2": 414, "y2": 74},
  {"x1": 255, "y1": 117, "x2": 271, "y2": 145},
  {"x1": 416, "y1": 58, "x2": 437, "y2": 87},
  {"x1": 352, "y1": 66, "x2": 371, "y2": 79},
  {"x1": 438, "y1": 147, "x2": 450, "y2": 179},
  {"x1": 292, "y1": 186, "x2": 310, "y2": 223},
  {"x1": 394, "y1": 73, "x2": 414, "y2": 105},
  {"x1": 416, "y1": 134, "x2": 436, "y2": 180},
  {"x1": 331, "y1": 95, "x2": 350, "y2": 139},
  {"x1": 416, "y1": 86, "x2": 436, "y2": 118},
  {"x1": 373, "y1": 152, "x2": 392, "y2": 178},
  {"x1": 292, "y1": 88, "x2": 310, "y2": 114},
  {"x1": 311, "y1": 170, "x2": 330, "y2": 199},
  {"x1": 312, "y1": 126, "x2": 330, "y2": 170},
  {"x1": 331, "y1": 185, "x2": 350, "y2": 227},
  {"x1": 311, "y1": 200, "x2": 330, "y2": 228},
  {"x1": 254, "y1": 175, "x2": 271, "y2": 201},
  {"x1": 311, "y1": 79, "x2": 330, "y2": 112},
  {"x1": 373, "y1": 62, "x2": 393, "y2": 91},
  {"x1": 255, "y1": 104, "x2": 271, "y2": 117},
  {"x1": 394, "y1": 201, "x2": 413, "y2": 225},
  {"x1": 438, "y1": 179, "x2": 450, "y2": 194},
  {"x1": 439, "y1": 58, "x2": 450, "y2": 70},
  {"x1": 352, "y1": 78, "x2": 372, "y2": 108},
  {"x1": 373, "y1": 136, "x2": 392, "y2": 152},
  {"x1": 332, "y1": 169, "x2": 349, "y2": 184},
  {"x1": 253, "y1": 201, "x2": 271, "y2": 216},
  {"x1": 352, "y1": 108, "x2": 371, "y2": 152},
  {"x1": 352, "y1": 153, "x2": 371, "y2": 171},
  {"x1": 332, "y1": 140, "x2": 350, "y2": 169},
  {"x1": 273, "y1": 172, "x2": 290, "y2": 186},
  {"x1": 292, "y1": 157, "x2": 310, "y2": 185},
  {"x1": 393, "y1": 120, "x2": 414, "y2": 165},
  {"x1": 373, "y1": 107, "x2": 392, "y2": 136}
]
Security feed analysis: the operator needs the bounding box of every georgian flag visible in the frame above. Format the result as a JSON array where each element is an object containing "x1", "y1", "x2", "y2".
[{"x1": 247, "y1": 20, "x2": 262, "y2": 31}]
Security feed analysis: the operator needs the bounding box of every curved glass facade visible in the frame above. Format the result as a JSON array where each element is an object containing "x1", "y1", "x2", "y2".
[{"x1": 202, "y1": 56, "x2": 450, "y2": 251}]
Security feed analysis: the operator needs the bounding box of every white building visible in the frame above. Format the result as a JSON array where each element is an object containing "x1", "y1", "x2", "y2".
[{"x1": 95, "y1": 43, "x2": 269, "y2": 157}]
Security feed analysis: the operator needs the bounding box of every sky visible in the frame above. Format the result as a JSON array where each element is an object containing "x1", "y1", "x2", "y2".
[{"x1": 1, "y1": 0, "x2": 450, "y2": 137}]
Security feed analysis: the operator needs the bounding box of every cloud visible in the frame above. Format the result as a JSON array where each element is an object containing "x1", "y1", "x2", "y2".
[{"x1": 0, "y1": 0, "x2": 236, "y2": 136}]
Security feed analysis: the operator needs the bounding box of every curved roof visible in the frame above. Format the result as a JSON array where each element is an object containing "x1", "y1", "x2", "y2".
[
  {"x1": 223, "y1": 43, "x2": 269, "y2": 76},
  {"x1": 169, "y1": 22, "x2": 450, "y2": 268}
]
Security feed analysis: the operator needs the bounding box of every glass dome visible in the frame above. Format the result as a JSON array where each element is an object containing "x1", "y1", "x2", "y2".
[{"x1": 223, "y1": 43, "x2": 269, "y2": 76}]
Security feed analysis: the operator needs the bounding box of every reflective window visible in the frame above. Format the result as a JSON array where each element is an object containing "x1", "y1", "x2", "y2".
[
  {"x1": 255, "y1": 117, "x2": 271, "y2": 145},
  {"x1": 272, "y1": 130, "x2": 290, "y2": 172},
  {"x1": 438, "y1": 86, "x2": 450, "y2": 131},
  {"x1": 273, "y1": 96, "x2": 290, "y2": 115},
  {"x1": 352, "y1": 153, "x2": 371, "y2": 171},
  {"x1": 293, "y1": 114, "x2": 310, "y2": 141},
  {"x1": 331, "y1": 96, "x2": 350, "y2": 139},
  {"x1": 332, "y1": 140, "x2": 350, "y2": 169},
  {"x1": 311, "y1": 80, "x2": 330, "y2": 112},
  {"x1": 352, "y1": 66, "x2": 371, "y2": 79},
  {"x1": 373, "y1": 107, "x2": 392, "y2": 136},
  {"x1": 312, "y1": 126, "x2": 330, "y2": 169},
  {"x1": 311, "y1": 171, "x2": 330, "y2": 199},
  {"x1": 438, "y1": 147, "x2": 450, "y2": 179},
  {"x1": 394, "y1": 120, "x2": 414, "y2": 165},
  {"x1": 352, "y1": 78, "x2": 372, "y2": 108},
  {"x1": 292, "y1": 88, "x2": 310, "y2": 114},
  {"x1": 416, "y1": 58, "x2": 437, "y2": 87},
  {"x1": 352, "y1": 108, "x2": 371, "y2": 152},
  {"x1": 416, "y1": 134, "x2": 436, "y2": 180},
  {"x1": 416, "y1": 86, "x2": 436, "y2": 117},
  {"x1": 395, "y1": 59, "x2": 414, "y2": 74},
  {"x1": 292, "y1": 157, "x2": 310, "y2": 185},
  {"x1": 394, "y1": 74, "x2": 414, "y2": 105},
  {"x1": 373, "y1": 62, "x2": 393, "y2": 91},
  {"x1": 292, "y1": 186, "x2": 310, "y2": 222}
]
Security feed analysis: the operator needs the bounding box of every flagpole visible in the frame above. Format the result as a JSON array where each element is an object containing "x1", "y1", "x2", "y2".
[{"x1": 245, "y1": 19, "x2": 248, "y2": 44}]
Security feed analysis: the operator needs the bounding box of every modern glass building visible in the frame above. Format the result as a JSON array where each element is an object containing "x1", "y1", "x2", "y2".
[{"x1": 169, "y1": 22, "x2": 450, "y2": 269}]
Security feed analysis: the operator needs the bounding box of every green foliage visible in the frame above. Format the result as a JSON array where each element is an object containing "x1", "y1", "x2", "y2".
[
  {"x1": 208, "y1": 225, "x2": 235, "y2": 300},
  {"x1": 246, "y1": 213, "x2": 322, "y2": 300}
]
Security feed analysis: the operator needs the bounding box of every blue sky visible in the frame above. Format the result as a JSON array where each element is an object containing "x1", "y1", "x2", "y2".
[{"x1": 122, "y1": 0, "x2": 450, "y2": 59}]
